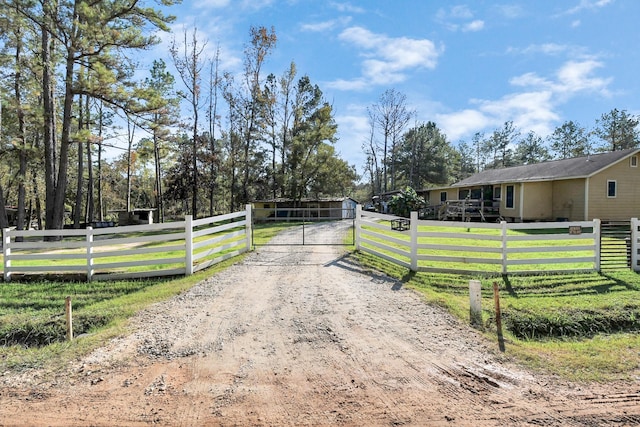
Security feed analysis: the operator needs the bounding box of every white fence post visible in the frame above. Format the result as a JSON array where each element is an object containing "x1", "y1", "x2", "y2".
[
  {"x1": 469, "y1": 280, "x2": 482, "y2": 327},
  {"x1": 3, "y1": 228, "x2": 11, "y2": 282},
  {"x1": 631, "y1": 218, "x2": 638, "y2": 272},
  {"x1": 86, "y1": 227, "x2": 94, "y2": 282},
  {"x1": 355, "y1": 204, "x2": 362, "y2": 251},
  {"x1": 501, "y1": 221, "x2": 508, "y2": 275},
  {"x1": 245, "y1": 204, "x2": 253, "y2": 250},
  {"x1": 410, "y1": 211, "x2": 418, "y2": 271},
  {"x1": 593, "y1": 218, "x2": 601, "y2": 272},
  {"x1": 185, "y1": 215, "x2": 194, "y2": 275}
]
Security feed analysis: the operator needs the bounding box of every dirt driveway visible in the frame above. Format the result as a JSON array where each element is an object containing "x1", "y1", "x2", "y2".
[{"x1": 1, "y1": 222, "x2": 639, "y2": 426}]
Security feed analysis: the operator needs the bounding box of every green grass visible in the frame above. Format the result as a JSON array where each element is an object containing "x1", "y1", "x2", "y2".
[
  {"x1": 353, "y1": 251, "x2": 640, "y2": 382},
  {"x1": 0, "y1": 222, "x2": 273, "y2": 373}
]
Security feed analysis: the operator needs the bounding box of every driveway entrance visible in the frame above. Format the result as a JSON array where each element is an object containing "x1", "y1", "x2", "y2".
[{"x1": 252, "y1": 207, "x2": 355, "y2": 246}]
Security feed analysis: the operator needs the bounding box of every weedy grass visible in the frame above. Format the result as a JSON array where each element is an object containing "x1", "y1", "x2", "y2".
[
  {"x1": 0, "y1": 222, "x2": 286, "y2": 373},
  {"x1": 353, "y1": 251, "x2": 640, "y2": 382}
]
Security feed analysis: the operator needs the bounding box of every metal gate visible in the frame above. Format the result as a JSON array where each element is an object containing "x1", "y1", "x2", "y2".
[
  {"x1": 600, "y1": 220, "x2": 631, "y2": 270},
  {"x1": 252, "y1": 207, "x2": 355, "y2": 246}
]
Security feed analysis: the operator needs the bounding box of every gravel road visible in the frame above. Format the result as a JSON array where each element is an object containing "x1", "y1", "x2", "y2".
[{"x1": 1, "y1": 221, "x2": 639, "y2": 426}]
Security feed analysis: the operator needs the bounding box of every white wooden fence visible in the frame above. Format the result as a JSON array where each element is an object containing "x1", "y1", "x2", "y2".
[
  {"x1": 630, "y1": 218, "x2": 640, "y2": 272},
  {"x1": 356, "y1": 206, "x2": 600, "y2": 275},
  {"x1": 2, "y1": 206, "x2": 252, "y2": 281}
]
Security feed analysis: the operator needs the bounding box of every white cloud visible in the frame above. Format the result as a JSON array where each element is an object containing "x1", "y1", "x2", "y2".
[
  {"x1": 495, "y1": 4, "x2": 525, "y2": 19},
  {"x1": 436, "y1": 109, "x2": 489, "y2": 141},
  {"x1": 437, "y1": 59, "x2": 612, "y2": 142},
  {"x1": 449, "y1": 5, "x2": 474, "y2": 19},
  {"x1": 330, "y1": 26, "x2": 441, "y2": 90},
  {"x1": 330, "y1": 1, "x2": 366, "y2": 14},
  {"x1": 563, "y1": 0, "x2": 613, "y2": 15},
  {"x1": 508, "y1": 43, "x2": 573, "y2": 56},
  {"x1": 463, "y1": 20, "x2": 484, "y2": 32},
  {"x1": 335, "y1": 110, "x2": 371, "y2": 167},
  {"x1": 437, "y1": 5, "x2": 485, "y2": 32},
  {"x1": 193, "y1": 0, "x2": 231, "y2": 8},
  {"x1": 510, "y1": 59, "x2": 612, "y2": 97},
  {"x1": 300, "y1": 17, "x2": 352, "y2": 32}
]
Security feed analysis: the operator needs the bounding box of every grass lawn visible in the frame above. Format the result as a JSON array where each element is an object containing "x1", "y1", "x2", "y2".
[{"x1": 354, "y1": 251, "x2": 640, "y2": 382}]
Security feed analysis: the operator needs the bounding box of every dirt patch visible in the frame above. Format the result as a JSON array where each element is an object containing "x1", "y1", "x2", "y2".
[{"x1": 1, "y1": 222, "x2": 639, "y2": 426}]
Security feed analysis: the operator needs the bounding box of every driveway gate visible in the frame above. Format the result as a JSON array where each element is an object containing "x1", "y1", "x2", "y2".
[{"x1": 252, "y1": 207, "x2": 355, "y2": 246}]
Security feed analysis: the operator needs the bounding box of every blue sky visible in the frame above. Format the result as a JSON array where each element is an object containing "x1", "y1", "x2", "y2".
[{"x1": 147, "y1": 0, "x2": 639, "y2": 173}]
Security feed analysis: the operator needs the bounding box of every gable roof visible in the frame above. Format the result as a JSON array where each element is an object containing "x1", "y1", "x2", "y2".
[{"x1": 453, "y1": 148, "x2": 640, "y2": 187}]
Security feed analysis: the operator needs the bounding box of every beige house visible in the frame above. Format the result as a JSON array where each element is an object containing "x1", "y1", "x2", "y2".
[{"x1": 424, "y1": 148, "x2": 640, "y2": 222}]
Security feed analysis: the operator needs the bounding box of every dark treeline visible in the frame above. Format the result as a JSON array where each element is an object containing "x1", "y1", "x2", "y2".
[
  {"x1": 362, "y1": 88, "x2": 640, "y2": 199},
  {"x1": 0, "y1": 1, "x2": 356, "y2": 230}
]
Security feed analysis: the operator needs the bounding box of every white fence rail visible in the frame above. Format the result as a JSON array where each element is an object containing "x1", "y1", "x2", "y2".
[
  {"x1": 356, "y1": 205, "x2": 600, "y2": 275},
  {"x1": 3, "y1": 206, "x2": 252, "y2": 281}
]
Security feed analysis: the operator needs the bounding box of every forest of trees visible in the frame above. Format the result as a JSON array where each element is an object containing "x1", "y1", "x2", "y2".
[
  {"x1": 1, "y1": 1, "x2": 639, "y2": 231},
  {"x1": 363, "y1": 87, "x2": 640, "y2": 198},
  {"x1": 0, "y1": 1, "x2": 356, "y2": 231}
]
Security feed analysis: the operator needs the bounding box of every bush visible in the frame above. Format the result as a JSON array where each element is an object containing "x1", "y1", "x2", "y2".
[
  {"x1": 388, "y1": 187, "x2": 426, "y2": 218},
  {"x1": 500, "y1": 305, "x2": 640, "y2": 339}
]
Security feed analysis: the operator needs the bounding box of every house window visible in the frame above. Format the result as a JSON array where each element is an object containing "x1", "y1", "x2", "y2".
[
  {"x1": 493, "y1": 186, "x2": 501, "y2": 200},
  {"x1": 440, "y1": 192, "x2": 447, "y2": 202},
  {"x1": 458, "y1": 189, "x2": 469, "y2": 199},
  {"x1": 505, "y1": 185, "x2": 515, "y2": 209},
  {"x1": 607, "y1": 180, "x2": 617, "y2": 198},
  {"x1": 632, "y1": 156, "x2": 638, "y2": 167}
]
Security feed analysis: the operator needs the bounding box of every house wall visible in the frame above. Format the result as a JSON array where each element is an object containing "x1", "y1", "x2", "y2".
[
  {"x1": 521, "y1": 181, "x2": 553, "y2": 220},
  {"x1": 499, "y1": 183, "x2": 522, "y2": 220},
  {"x1": 552, "y1": 179, "x2": 586, "y2": 221},
  {"x1": 588, "y1": 156, "x2": 640, "y2": 220}
]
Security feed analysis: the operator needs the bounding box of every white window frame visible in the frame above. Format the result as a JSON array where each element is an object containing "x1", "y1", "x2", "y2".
[
  {"x1": 631, "y1": 156, "x2": 638, "y2": 167},
  {"x1": 440, "y1": 191, "x2": 447, "y2": 202},
  {"x1": 493, "y1": 186, "x2": 501, "y2": 200},
  {"x1": 607, "y1": 180, "x2": 617, "y2": 198},
  {"x1": 505, "y1": 185, "x2": 515, "y2": 209}
]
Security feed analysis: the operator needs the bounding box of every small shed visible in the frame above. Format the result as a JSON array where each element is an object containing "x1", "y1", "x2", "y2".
[
  {"x1": 252, "y1": 197, "x2": 358, "y2": 221},
  {"x1": 111, "y1": 209, "x2": 155, "y2": 226}
]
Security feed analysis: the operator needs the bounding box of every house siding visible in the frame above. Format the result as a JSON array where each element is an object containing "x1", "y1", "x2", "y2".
[
  {"x1": 499, "y1": 183, "x2": 522, "y2": 220},
  {"x1": 588, "y1": 158, "x2": 640, "y2": 220},
  {"x1": 552, "y1": 179, "x2": 586, "y2": 221},
  {"x1": 522, "y1": 181, "x2": 553, "y2": 221}
]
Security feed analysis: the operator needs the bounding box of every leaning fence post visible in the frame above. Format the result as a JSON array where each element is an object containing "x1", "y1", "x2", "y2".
[
  {"x1": 3, "y1": 228, "x2": 11, "y2": 282},
  {"x1": 410, "y1": 211, "x2": 418, "y2": 271},
  {"x1": 185, "y1": 215, "x2": 194, "y2": 275}
]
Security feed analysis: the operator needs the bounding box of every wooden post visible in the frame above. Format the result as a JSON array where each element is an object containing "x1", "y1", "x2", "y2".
[
  {"x1": 493, "y1": 281, "x2": 505, "y2": 352},
  {"x1": 469, "y1": 280, "x2": 482, "y2": 327},
  {"x1": 65, "y1": 296, "x2": 73, "y2": 341}
]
